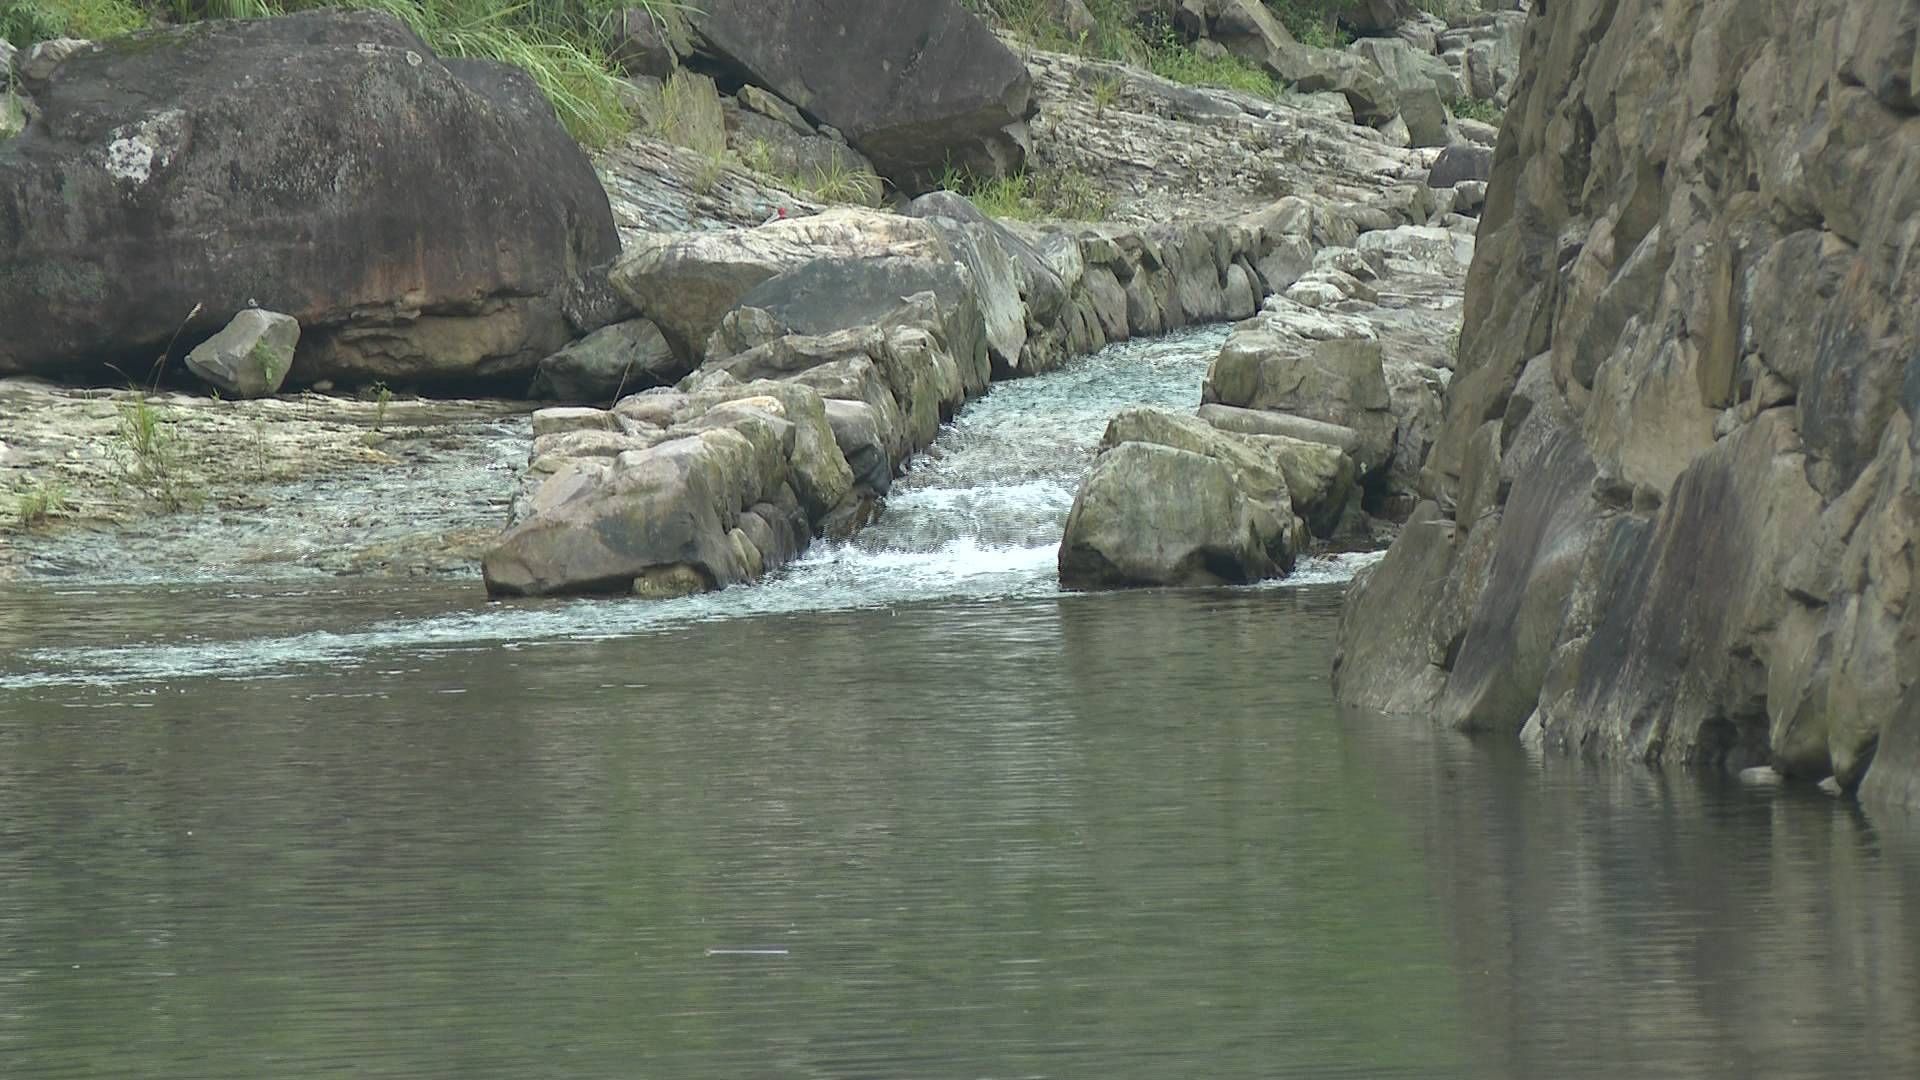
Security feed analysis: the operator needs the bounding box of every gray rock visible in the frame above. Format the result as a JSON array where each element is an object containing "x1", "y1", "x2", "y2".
[
  {"x1": 185, "y1": 309, "x2": 300, "y2": 399},
  {"x1": 1058, "y1": 441, "x2": 1296, "y2": 590},
  {"x1": 1204, "y1": 319, "x2": 1397, "y2": 472},
  {"x1": 1426, "y1": 142, "x2": 1493, "y2": 187},
  {"x1": 0, "y1": 13, "x2": 617, "y2": 386},
  {"x1": 685, "y1": 0, "x2": 1032, "y2": 190},
  {"x1": 610, "y1": 8, "x2": 683, "y2": 78},
  {"x1": 532, "y1": 319, "x2": 682, "y2": 403},
  {"x1": 17, "y1": 37, "x2": 87, "y2": 83},
  {"x1": 1197, "y1": 403, "x2": 1366, "y2": 457}
]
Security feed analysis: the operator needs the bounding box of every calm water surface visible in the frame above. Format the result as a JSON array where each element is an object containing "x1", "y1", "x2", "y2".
[{"x1": 2, "y1": 328, "x2": 1918, "y2": 1077}]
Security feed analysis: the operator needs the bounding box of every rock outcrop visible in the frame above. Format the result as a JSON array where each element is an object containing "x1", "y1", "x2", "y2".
[
  {"x1": 684, "y1": 0, "x2": 1033, "y2": 191},
  {"x1": 0, "y1": 12, "x2": 618, "y2": 388},
  {"x1": 487, "y1": 188, "x2": 1404, "y2": 598},
  {"x1": 1333, "y1": 0, "x2": 1920, "y2": 810}
]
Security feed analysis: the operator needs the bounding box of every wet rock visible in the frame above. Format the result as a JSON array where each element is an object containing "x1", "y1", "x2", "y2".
[
  {"x1": 531, "y1": 319, "x2": 681, "y2": 403},
  {"x1": 0, "y1": 12, "x2": 618, "y2": 386},
  {"x1": 184, "y1": 309, "x2": 299, "y2": 399},
  {"x1": 1058, "y1": 441, "x2": 1297, "y2": 591}
]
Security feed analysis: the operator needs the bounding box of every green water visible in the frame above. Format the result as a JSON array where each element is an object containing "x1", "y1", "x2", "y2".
[
  {"x1": 3, "y1": 327, "x2": 1918, "y2": 1076},
  {"x1": 1, "y1": 583, "x2": 1918, "y2": 1078}
]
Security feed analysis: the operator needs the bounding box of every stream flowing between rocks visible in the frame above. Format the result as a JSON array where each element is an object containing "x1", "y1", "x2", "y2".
[{"x1": 2, "y1": 328, "x2": 1919, "y2": 1076}]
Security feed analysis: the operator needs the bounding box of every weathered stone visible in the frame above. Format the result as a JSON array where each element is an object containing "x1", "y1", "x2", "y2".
[
  {"x1": 0, "y1": 13, "x2": 618, "y2": 387},
  {"x1": 532, "y1": 319, "x2": 681, "y2": 402},
  {"x1": 1426, "y1": 143, "x2": 1493, "y2": 187},
  {"x1": 609, "y1": 208, "x2": 954, "y2": 365},
  {"x1": 1204, "y1": 322, "x2": 1396, "y2": 472},
  {"x1": 1058, "y1": 441, "x2": 1296, "y2": 590},
  {"x1": 685, "y1": 0, "x2": 1032, "y2": 190},
  {"x1": 184, "y1": 309, "x2": 299, "y2": 399},
  {"x1": 1335, "y1": 0, "x2": 1920, "y2": 808}
]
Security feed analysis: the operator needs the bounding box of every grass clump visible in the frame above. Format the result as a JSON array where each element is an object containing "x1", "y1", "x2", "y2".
[
  {"x1": 939, "y1": 165, "x2": 1112, "y2": 222},
  {"x1": 1140, "y1": 22, "x2": 1275, "y2": 97},
  {"x1": 1448, "y1": 96, "x2": 1501, "y2": 125},
  {"x1": 10, "y1": 477, "x2": 72, "y2": 529},
  {"x1": 113, "y1": 393, "x2": 199, "y2": 511}
]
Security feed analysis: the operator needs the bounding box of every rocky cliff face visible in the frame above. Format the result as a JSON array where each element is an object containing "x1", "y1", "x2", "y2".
[{"x1": 1333, "y1": 1, "x2": 1920, "y2": 809}]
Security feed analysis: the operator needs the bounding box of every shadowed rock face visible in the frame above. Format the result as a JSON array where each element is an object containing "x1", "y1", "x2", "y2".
[
  {"x1": 1333, "y1": 0, "x2": 1920, "y2": 808},
  {"x1": 685, "y1": 0, "x2": 1032, "y2": 192},
  {"x1": 0, "y1": 11, "x2": 618, "y2": 387}
]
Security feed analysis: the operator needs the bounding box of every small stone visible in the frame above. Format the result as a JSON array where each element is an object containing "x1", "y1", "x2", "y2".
[
  {"x1": 1739, "y1": 765, "x2": 1784, "y2": 786},
  {"x1": 1817, "y1": 776, "x2": 1844, "y2": 797},
  {"x1": 185, "y1": 309, "x2": 299, "y2": 399}
]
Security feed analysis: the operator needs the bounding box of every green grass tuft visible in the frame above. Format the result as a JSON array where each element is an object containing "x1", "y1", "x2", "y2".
[
  {"x1": 1447, "y1": 96, "x2": 1502, "y2": 125},
  {"x1": 113, "y1": 394, "x2": 200, "y2": 511},
  {"x1": 938, "y1": 165, "x2": 1112, "y2": 222},
  {"x1": 10, "y1": 477, "x2": 72, "y2": 529}
]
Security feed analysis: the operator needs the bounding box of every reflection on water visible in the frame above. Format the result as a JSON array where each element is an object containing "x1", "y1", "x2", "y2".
[
  {"x1": 1, "y1": 588, "x2": 1918, "y2": 1078},
  {"x1": 2, "y1": 326, "x2": 1918, "y2": 1076}
]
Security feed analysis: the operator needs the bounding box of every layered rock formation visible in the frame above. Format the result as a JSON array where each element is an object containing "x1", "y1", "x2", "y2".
[
  {"x1": 0, "y1": 12, "x2": 618, "y2": 388},
  {"x1": 1333, "y1": 1, "x2": 1920, "y2": 809},
  {"x1": 483, "y1": 196, "x2": 1366, "y2": 597}
]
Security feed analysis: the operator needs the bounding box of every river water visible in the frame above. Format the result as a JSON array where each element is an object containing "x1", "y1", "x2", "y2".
[{"x1": 2, "y1": 327, "x2": 1919, "y2": 1077}]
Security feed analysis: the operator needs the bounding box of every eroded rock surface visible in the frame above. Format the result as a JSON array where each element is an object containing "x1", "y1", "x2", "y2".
[
  {"x1": 1332, "y1": 0, "x2": 1920, "y2": 810},
  {"x1": 0, "y1": 12, "x2": 617, "y2": 389}
]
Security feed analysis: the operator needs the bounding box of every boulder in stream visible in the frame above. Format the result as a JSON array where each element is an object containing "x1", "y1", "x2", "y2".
[{"x1": 1058, "y1": 407, "x2": 1307, "y2": 591}]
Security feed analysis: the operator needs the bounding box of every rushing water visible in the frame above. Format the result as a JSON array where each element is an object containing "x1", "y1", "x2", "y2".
[{"x1": 3, "y1": 329, "x2": 1919, "y2": 1077}]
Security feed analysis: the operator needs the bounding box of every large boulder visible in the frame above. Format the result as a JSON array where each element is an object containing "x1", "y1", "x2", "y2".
[
  {"x1": 1058, "y1": 440, "x2": 1298, "y2": 591},
  {"x1": 531, "y1": 319, "x2": 683, "y2": 402},
  {"x1": 608, "y1": 208, "x2": 961, "y2": 365},
  {"x1": 0, "y1": 12, "x2": 618, "y2": 386},
  {"x1": 1203, "y1": 307, "x2": 1398, "y2": 473},
  {"x1": 685, "y1": 0, "x2": 1032, "y2": 191}
]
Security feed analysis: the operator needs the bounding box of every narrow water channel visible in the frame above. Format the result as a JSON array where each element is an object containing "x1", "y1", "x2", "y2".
[{"x1": 2, "y1": 329, "x2": 1918, "y2": 1077}]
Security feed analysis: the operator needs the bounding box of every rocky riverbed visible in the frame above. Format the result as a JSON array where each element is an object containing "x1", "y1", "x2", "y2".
[{"x1": 4, "y1": 2, "x2": 1496, "y2": 591}]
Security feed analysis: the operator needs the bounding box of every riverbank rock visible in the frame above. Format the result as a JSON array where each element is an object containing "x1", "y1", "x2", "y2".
[
  {"x1": 1058, "y1": 439, "x2": 1299, "y2": 591},
  {"x1": 530, "y1": 319, "x2": 681, "y2": 403},
  {"x1": 184, "y1": 309, "x2": 300, "y2": 400},
  {"x1": 0, "y1": 11, "x2": 618, "y2": 388},
  {"x1": 1204, "y1": 302, "x2": 1398, "y2": 474},
  {"x1": 684, "y1": 0, "x2": 1032, "y2": 191},
  {"x1": 1333, "y1": 0, "x2": 1920, "y2": 809}
]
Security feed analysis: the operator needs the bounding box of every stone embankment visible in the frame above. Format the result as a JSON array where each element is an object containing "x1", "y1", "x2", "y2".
[
  {"x1": 1332, "y1": 0, "x2": 1920, "y2": 810},
  {"x1": 3, "y1": 1, "x2": 1501, "y2": 585}
]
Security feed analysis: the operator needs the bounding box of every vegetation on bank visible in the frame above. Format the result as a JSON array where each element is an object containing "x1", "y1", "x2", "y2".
[
  {"x1": 937, "y1": 164, "x2": 1113, "y2": 221},
  {"x1": 0, "y1": 0, "x2": 688, "y2": 146}
]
